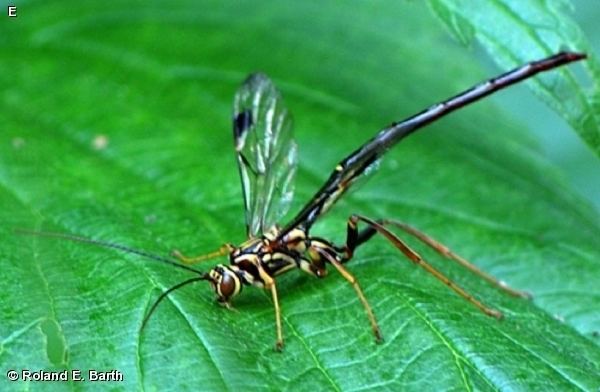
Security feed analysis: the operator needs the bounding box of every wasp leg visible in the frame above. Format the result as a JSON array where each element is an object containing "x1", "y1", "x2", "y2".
[
  {"x1": 341, "y1": 215, "x2": 376, "y2": 260},
  {"x1": 172, "y1": 243, "x2": 233, "y2": 264},
  {"x1": 314, "y1": 247, "x2": 383, "y2": 343},
  {"x1": 217, "y1": 300, "x2": 239, "y2": 313},
  {"x1": 378, "y1": 219, "x2": 531, "y2": 299},
  {"x1": 262, "y1": 275, "x2": 284, "y2": 351},
  {"x1": 345, "y1": 214, "x2": 503, "y2": 319}
]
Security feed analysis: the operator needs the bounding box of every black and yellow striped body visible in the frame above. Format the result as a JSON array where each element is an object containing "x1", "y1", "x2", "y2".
[{"x1": 210, "y1": 227, "x2": 340, "y2": 303}]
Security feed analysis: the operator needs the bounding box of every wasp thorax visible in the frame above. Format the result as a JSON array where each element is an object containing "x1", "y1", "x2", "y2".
[
  {"x1": 209, "y1": 264, "x2": 242, "y2": 302},
  {"x1": 281, "y1": 228, "x2": 307, "y2": 252}
]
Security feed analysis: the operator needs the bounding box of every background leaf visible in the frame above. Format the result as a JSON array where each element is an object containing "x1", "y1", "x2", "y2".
[
  {"x1": 429, "y1": 0, "x2": 600, "y2": 156},
  {"x1": 1, "y1": 1, "x2": 599, "y2": 391}
]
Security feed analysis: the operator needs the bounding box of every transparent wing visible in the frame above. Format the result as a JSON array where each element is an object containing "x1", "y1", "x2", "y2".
[{"x1": 233, "y1": 73, "x2": 297, "y2": 238}]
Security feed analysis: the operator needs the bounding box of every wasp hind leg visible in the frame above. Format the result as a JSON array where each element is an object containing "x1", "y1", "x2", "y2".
[
  {"x1": 377, "y1": 219, "x2": 531, "y2": 299},
  {"x1": 344, "y1": 214, "x2": 504, "y2": 319}
]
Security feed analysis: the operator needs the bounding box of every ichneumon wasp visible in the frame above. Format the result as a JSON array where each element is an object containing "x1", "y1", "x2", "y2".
[{"x1": 19, "y1": 51, "x2": 586, "y2": 350}]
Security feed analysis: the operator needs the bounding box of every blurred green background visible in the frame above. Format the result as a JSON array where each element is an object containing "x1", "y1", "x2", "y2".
[
  {"x1": 1, "y1": 1, "x2": 599, "y2": 391},
  {"x1": 497, "y1": 0, "x2": 600, "y2": 212}
]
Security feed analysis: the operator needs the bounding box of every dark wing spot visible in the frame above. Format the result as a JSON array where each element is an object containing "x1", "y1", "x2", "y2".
[{"x1": 233, "y1": 110, "x2": 253, "y2": 140}]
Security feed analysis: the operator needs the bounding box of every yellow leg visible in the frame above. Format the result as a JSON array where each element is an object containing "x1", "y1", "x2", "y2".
[
  {"x1": 263, "y1": 276, "x2": 284, "y2": 351},
  {"x1": 171, "y1": 243, "x2": 233, "y2": 264},
  {"x1": 316, "y1": 248, "x2": 383, "y2": 343},
  {"x1": 354, "y1": 215, "x2": 503, "y2": 319},
  {"x1": 382, "y1": 220, "x2": 531, "y2": 299}
]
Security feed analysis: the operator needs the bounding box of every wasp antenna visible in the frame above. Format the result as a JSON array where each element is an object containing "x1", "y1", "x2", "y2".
[
  {"x1": 14, "y1": 228, "x2": 205, "y2": 276},
  {"x1": 140, "y1": 275, "x2": 211, "y2": 331}
]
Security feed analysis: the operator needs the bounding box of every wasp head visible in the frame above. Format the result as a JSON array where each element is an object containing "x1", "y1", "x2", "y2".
[{"x1": 207, "y1": 264, "x2": 243, "y2": 304}]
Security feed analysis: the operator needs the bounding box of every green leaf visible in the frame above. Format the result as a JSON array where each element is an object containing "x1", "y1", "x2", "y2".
[
  {"x1": 1, "y1": 1, "x2": 599, "y2": 391},
  {"x1": 428, "y1": 0, "x2": 600, "y2": 156}
]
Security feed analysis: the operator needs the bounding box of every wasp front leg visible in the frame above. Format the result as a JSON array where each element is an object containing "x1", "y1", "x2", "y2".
[{"x1": 171, "y1": 243, "x2": 234, "y2": 264}]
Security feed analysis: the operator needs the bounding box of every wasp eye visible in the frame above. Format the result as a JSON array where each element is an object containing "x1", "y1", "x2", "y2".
[
  {"x1": 214, "y1": 268, "x2": 241, "y2": 300},
  {"x1": 219, "y1": 273, "x2": 236, "y2": 298}
]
